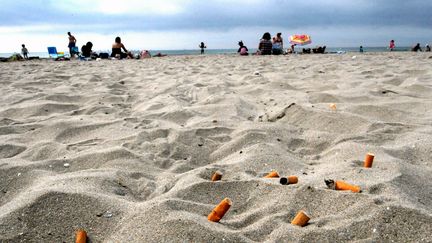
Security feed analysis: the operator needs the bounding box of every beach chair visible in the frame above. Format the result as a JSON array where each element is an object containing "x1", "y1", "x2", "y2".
[{"x1": 47, "y1": 47, "x2": 65, "y2": 59}]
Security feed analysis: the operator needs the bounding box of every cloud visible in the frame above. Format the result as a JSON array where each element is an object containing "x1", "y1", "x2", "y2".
[
  {"x1": 0, "y1": 0, "x2": 431, "y2": 52},
  {"x1": 53, "y1": 0, "x2": 189, "y2": 15}
]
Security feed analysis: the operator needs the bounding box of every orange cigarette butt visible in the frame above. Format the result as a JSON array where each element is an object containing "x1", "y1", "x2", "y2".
[
  {"x1": 364, "y1": 153, "x2": 375, "y2": 168},
  {"x1": 75, "y1": 229, "x2": 87, "y2": 243},
  {"x1": 208, "y1": 198, "x2": 232, "y2": 222},
  {"x1": 211, "y1": 171, "x2": 223, "y2": 181},
  {"x1": 264, "y1": 171, "x2": 280, "y2": 178},
  {"x1": 291, "y1": 210, "x2": 310, "y2": 227},
  {"x1": 288, "y1": 176, "x2": 298, "y2": 184},
  {"x1": 329, "y1": 103, "x2": 337, "y2": 110},
  {"x1": 335, "y1": 180, "x2": 361, "y2": 193}
]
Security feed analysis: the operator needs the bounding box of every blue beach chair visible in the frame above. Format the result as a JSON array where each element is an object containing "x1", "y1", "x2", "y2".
[{"x1": 47, "y1": 47, "x2": 65, "y2": 59}]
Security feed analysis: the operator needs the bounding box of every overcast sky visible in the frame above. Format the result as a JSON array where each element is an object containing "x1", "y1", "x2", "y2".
[{"x1": 1, "y1": 0, "x2": 432, "y2": 52}]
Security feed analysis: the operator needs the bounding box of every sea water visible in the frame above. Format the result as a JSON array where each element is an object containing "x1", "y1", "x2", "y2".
[{"x1": 0, "y1": 47, "x2": 414, "y2": 58}]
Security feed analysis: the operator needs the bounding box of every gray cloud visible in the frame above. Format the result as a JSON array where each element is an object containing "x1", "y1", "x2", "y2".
[{"x1": 2, "y1": 0, "x2": 432, "y2": 31}]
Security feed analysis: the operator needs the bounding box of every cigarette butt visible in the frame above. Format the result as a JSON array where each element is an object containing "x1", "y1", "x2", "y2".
[
  {"x1": 335, "y1": 180, "x2": 361, "y2": 193},
  {"x1": 364, "y1": 153, "x2": 375, "y2": 168},
  {"x1": 329, "y1": 103, "x2": 337, "y2": 110},
  {"x1": 208, "y1": 198, "x2": 232, "y2": 222},
  {"x1": 264, "y1": 171, "x2": 280, "y2": 178},
  {"x1": 75, "y1": 229, "x2": 87, "y2": 243},
  {"x1": 291, "y1": 210, "x2": 310, "y2": 227},
  {"x1": 288, "y1": 176, "x2": 298, "y2": 184},
  {"x1": 211, "y1": 171, "x2": 223, "y2": 181}
]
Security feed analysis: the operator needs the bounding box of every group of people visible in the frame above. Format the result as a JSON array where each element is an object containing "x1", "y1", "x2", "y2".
[
  {"x1": 387, "y1": 40, "x2": 430, "y2": 52},
  {"x1": 14, "y1": 32, "x2": 432, "y2": 61}
]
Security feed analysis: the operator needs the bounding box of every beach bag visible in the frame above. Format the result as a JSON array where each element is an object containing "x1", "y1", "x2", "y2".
[{"x1": 99, "y1": 53, "x2": 109, "y2": 59}]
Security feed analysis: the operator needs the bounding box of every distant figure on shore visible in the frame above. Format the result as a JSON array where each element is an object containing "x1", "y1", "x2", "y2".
[
  {"x1": 426, "y1": 44, "x2": 431, "y2": 52},
  {"x1": 312, "y1": 46, "x2": 326, "y2": 54},
  {"x1": 359, "y1": 46, "x2": 364, "y2": 53},
  {"x1": 140, "y1": 50, "x2": 151, "y2": 58},
  {"x1": 111, "y1": 37, "x2": 133, "y2": 59},
  {"x1": 258, "y1": 32, "x2": 272, "y2": 55},
  {"x1": 272, "y1": 33, "x2": 283, "y2": 55},
  {"x1": 288, "y1": 44, "x2": 296, "y2": 54},
  {"x1": 68, "y1": 32, "x2": 77, "y2": 57},
  {"x1": 199, "y1": 42, "x2": 207, "y2": 54},
  {"x1": 21, "y1": 44, "x2": 28, "y2": 59},
  {"x1": 237, "y1": 41, "x2": 249, "y2": 56},
  {"x1": 389, "y1": 40, "x2": 395, "y2": 51},
  {"x1": 81, "y1": 42, "x2": 98, "y2": 58},
  {"x1": 412, "y1": 43, "x2": 422, "y2": 52}
]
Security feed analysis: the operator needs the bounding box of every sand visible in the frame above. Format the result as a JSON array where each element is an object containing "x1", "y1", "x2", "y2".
[{"x1": 0, "y1": 53, "x2": 431, "y2": 242}]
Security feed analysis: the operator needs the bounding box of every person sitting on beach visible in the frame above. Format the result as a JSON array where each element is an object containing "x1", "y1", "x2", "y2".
[
  {"x1": 412, "y1": 43, "x2": 422, "y2": 52},
  {"x1": 68, "y1": 32, "x2": 77, "y2": 57},
  {"x1": 312, "y1": 46, "x2": 326, "y2": 54},
  {"x1": 237, "y1": 41, "x2": 249, "y2": 56},
  {"x1": 153, "y1": 52, "x2": 167, "y2": 57},
  {"x1": 359, "y1": 46, "x2": 364, "y2": 53},
  {"x1": 140, "y1": 50, "x2": 151, "y2": 59},
  {"x1": 425, "y1": 44, "x2": 431, "y2": 52},
  {"x1": 21, "y1": 44, "x2": 29, "y2": 59},
  {"x1": 111, "y1": 37, "x2": 133, "y2": 59},
  {"x1": 272, "y1": 33, "x2": 283, "y2": 55},
  {"x1": 81, "y1": 42, "x2": 98, "y2": 58},
  {"x1": 199, "y1": 42, "x2": 207, "y2": 54},
  {"x1": 258, "y1": 32, "x2": 272, "y2": 55}
]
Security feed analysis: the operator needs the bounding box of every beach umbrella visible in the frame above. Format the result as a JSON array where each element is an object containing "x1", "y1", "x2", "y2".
[{"x1": 289, "y1": 34, "x2": 312, "y2": 46}]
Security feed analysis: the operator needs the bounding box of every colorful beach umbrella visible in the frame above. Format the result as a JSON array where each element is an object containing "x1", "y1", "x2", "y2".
[{"x1": 289, "y1": 34, "x2": 312, "y2": 46}]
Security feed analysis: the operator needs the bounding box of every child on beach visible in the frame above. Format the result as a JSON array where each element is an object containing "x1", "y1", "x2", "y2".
[
  {"x1": 237, "y1": 41, "x2": 249, "y2": 56},
  {"x1": 21, "y1": 44, "x2": 28, "y2": 59},
  {"x1": 199, "y1": 42, "x2": 207, "y2": 54},
  {"x1": 389, "y1": 40, "x2": 395, "y2": 51},
  {"x1": 359, "y1": 46, "x2": 364, "y2": 53}
]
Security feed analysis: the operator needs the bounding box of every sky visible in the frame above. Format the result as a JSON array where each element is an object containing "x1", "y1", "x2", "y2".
[{"x1": 1, "y1": 0, "x2": 432, "y2": 52}]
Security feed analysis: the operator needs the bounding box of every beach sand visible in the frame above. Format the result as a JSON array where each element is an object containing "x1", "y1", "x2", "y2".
[{"x1": 0, "y1": 53, "x2": 431, "y2": 242}]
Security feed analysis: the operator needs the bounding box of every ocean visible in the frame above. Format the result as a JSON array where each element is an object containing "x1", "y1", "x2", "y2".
[{"x1": 0, "y1": 47, "x2": 413, "y2": 58}]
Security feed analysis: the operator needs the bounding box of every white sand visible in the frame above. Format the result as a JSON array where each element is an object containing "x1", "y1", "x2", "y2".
[{"x1": 0, "y1": 53, "x2": 431, "y2": 242}]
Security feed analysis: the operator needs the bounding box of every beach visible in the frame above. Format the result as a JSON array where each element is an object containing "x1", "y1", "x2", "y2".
[{"x1": 0, "y1": 53, "x2": 431, "y2": 242}]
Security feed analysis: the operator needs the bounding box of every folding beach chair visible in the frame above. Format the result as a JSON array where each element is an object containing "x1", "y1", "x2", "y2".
[{"x1": 47, "y1": 47, "x2": 65, "y2": 59}]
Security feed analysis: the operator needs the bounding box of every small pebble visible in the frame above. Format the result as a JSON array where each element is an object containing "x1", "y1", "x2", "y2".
[
  {"x1": 103, "y1": 211, "x2": 113, "y2": 218},
  {"x1": 63, "y1": 163, "x2": 70, "y2": 168}
]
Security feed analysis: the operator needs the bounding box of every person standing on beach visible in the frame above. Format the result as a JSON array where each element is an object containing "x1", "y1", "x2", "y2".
[
  {"x1": 68, "y1": 32, "x2": 77, "y2": 57},
  {"x1": 389, "y1": 40, "x2": 395, "y2": 51},
  {"x1": 199, "y1": 42, "x2": 207, "y2": 54},
  {"x1": 21, "y1": 44, "x2": 29, "y2": 59}
]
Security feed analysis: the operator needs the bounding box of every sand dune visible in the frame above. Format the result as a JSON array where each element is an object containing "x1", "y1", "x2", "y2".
[{"x1": 0, "y1": 53, "x2": 431, "y2": 242}]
